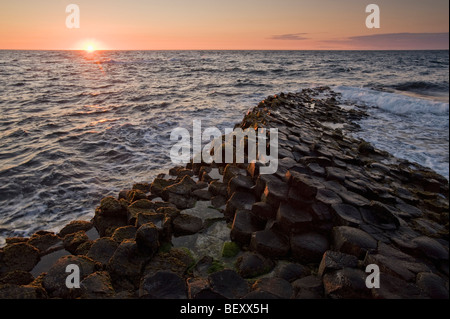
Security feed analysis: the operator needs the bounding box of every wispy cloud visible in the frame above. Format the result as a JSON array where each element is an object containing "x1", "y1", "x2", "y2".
[
  {"x1": 322, "y1": 33, "x2": 449, "y2": 50},
  {"x1": 269, "y1": 33, "x2": 309, "y2": 41}
]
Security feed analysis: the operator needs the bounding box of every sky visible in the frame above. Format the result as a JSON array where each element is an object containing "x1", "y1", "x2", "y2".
[{"x1": 0, "y1": 0, "x2": 448, "y2": 50}]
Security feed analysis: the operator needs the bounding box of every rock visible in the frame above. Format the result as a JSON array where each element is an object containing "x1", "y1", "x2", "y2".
[
  {"x1": 0, "y1": 284, "x2": 46, "y2": 299},
  {"x1": 163, "y1": 175, "x2": 196, "y2": 198},
  {"x1": 286, "y1": 170, "x2": 324, "y2": 199},
  {"x1": 87, "y1": 238, "x2": 119, "y2": 266},
  {"x1": 292, "y1": 275, "x2": 323, "y2": 297},
  {"x1": 318, "y1": 250, "x2": 359, "y2": 276},
  {"x1": 290, "y1": 232, "x2": 329, "y2": 264},
  {"x1": 326, "y1": 166, "x2": 347, "y2": 182},
  {"x1": 209, "y1": 181, "x2": 228, "y2": 197},
  {"x1": 308, "y1": 163, "x2": 326, "y2": 176},
  {"x1": 235, "y1": 252, "x2": 275, "y2": 278},
  {"x1": 358, "y1": 141, "x2": 375, "y2": 154},
  {"x1": 139, "y1": 271, "x2": 187, "y2": 299},
  {"x1": 231, "y1": 210, "x2": 265, "y2": 246},
  {"x1": 316, "y1": 188, "x2": 342, "y2": 206},
  {"x1": 126, "y1": 189, "x2": 147, "y2": 203},
  {"x1": 261, "y1": 178, "x2": 290, "y2": 207},
  {"x1": 416, "y1": 272, "x2": 449, "y2": 299},
  {"x1": 251, "y1": 202, "x2": 277, "y2": 220},
  {"x1": 224, "y1": 191, "x2": 256, "y2": 221},
  {"x1": 63, "y1": 231, "x2": 89, "y2": 254},
  {"x1": 42, "y1": 255, "x2": 97, "y2": 298},
  {"x1": 250, "y1": 229, "x2": 290, "y2": 258},
  {"x1": 132, "y1": 182, "x2": 151, "y2": 193},
  {"x1": 331, "y1": 203, "x2": 363, "y2": 226},
  {"x1": 222, "y1": 241, "x2": 240, "y2": 258},
  {"x1": 371, "y1": 273, "x2": 422, "y2": 299},
  {"x1": 223, "y1": 164, "x2": 242, "y2": 185},
  {"x1": 80, "y1": 271, "x2": 115, "y2": 299},
  {"x1": 252, "y1": 277, "x2": 293, "y2": 299},
  {"x1": 364, "y1": 243, "x2": 430, "y2": 282},
  {"x1": 143, "y1": 248, "x2": 194, "y2": 277},
  {"x1": 211, "y1": 195, "x2": 227, "y2": 209},
  {"x1": 412, "y1": 236, "x2": 449, "y2": 261},
  {"x1": 395, "y1": 201, "x2": 423, "y2": 218},
  {"x1": 111, "y1": 226, "x2": 137, "y2": 243},
  {"x1": 332, "y1": 226, "x2": 377, "y2": 258},
  {"x1": 126, "y1": 199, "x2": 157, "y2": 224},
  {"x1": 93, "y1": 204, "x2": 128, "y2": 237},
  {"x1": 0, "y1": 270, "x2": 34, "y2": 285},
  {"x1": 59, "y1": 220, "x2": 93, "y2": 237},
  {"x1": 173, "y1": 214, "x2": 203, "y2": 236},
  {"x1": 309, "y1": 202, "x2": 333, "y2": 223},
  {"x1": 276, "y1": 263, "x2": 311, "y2": 282},
  {"x1": 243, "y1": 290, "x2": 280, "y2": 299},
  {"x1": 208, "y1": 269, "x2": 249, "y2": 299},
  {"x1": 228, "y1": 175, "x2": 254, "y2": 197},
  {"x1": 107, "y1": 240, "x2": 151, "y2": 289},
  {"x1": 0, "y1": 243, "x2": 40, "y2": 273},
  {"x1": 135, "y1": 212, "x2": 171, "y2": 241},
  {"x1": 166, "y1": 192, "x2": 197, "y2": 210},
  {"x1": 323, "y1": 268, "x2": 372, "y2": 299},
  {"x1": 99, "y1": 197, "x2": 126, "y2": 217},
  {"x1": 276, "y1": 202, "x2": 313, "y2": 233},
  {"x1": 360, "y1": 201, "x2": 400, "y2": 230},
  {"x1": 187, "y1": 277, "x2": 221, "y2": 299},
  {"x1": 339, "y1": 190, "x2": 371, "y2": 207},
  {"x1": 135, "y1": 223, "x2": 160, "y2": 255},
  {"x1": 192, "y1": 189, "x2": 213, "y2": 200},
  {"x1": 150, "y1": 178, "x2": 176, "y2": 197},
  {"x1": 28, "y1": 232, "x2": 61, "y2": 255}
]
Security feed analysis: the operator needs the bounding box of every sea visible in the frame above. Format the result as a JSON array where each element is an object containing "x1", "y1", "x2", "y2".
[{"x1": 0, "y1": 50, "x2": 448, "y2": 245}]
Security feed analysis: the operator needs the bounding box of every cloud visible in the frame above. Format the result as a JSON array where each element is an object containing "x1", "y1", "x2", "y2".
[
  {"x1": 269, "y1": 33, "x2": 309, "y2": 41},
  {"x1": 322, "y1": 33, "x2": 449, "y2": 50}
]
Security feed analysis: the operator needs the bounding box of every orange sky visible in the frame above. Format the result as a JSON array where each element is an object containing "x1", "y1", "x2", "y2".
[{"x1": 0, "y1": 0, "x2": 448, "y2": 50}]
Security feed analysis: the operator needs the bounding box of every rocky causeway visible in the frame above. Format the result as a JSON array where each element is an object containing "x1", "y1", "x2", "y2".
[{"x1": 0, "y1": 87, "x2": 448, "y2": 299}]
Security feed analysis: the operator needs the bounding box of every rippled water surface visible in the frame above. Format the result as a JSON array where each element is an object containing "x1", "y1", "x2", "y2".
[{"x1": 0, "y1": 50, "x2": 448, "y2": 244}]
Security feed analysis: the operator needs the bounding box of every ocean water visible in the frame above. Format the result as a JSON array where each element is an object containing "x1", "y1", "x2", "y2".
[{"x1": 0, "y1": 50, "x2": 448, "y2": 244}]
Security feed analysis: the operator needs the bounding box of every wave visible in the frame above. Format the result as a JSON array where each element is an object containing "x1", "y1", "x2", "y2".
[
  {"x1": 389, "y1": 81, "x2": 449, "y2": 93},
  {"x1": 335, "y1": 86, "x2": 449, "y2": 115}
]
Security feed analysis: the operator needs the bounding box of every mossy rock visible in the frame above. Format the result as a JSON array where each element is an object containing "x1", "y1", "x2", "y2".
[{"x1": 221, "y1": 241, "x2": 240, "y2": 258}]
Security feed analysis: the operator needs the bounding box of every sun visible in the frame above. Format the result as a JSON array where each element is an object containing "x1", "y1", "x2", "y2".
[{"x1": 85, "y1": 44, "x2": 96, "y2": 53}]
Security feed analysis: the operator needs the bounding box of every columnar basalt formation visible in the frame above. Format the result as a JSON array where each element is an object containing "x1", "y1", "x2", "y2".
[{"x1": 1, "y1": 87, "x2": 448, "y2": 299}]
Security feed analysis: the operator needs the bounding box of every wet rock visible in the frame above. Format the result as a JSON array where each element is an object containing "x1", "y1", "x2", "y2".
[
  {"x1": 318, "y1": 250, "x2": 358, "y2": 276},
  {"x1": 132, "y1": 182, "x2": 151, "y2": 193},
  {"x1": 416, "y1": 272, "x2": 449, "y2": 299},
  {"x1": 276, "y1": 263, "x2": 311, "y2": 282},
  {"x1": 251, "y1": 201, "x2": 277, "y2": 220},
  {"x1": 135, "y1": 223, "x2": 160, "y2": 255},
  {"x1": 332, "y1": 226, "x2": 377, "y2": 258},
  {"x1": 235, "y1": 252, "x2": 275, "y2": 278},
  {"x1": 127, "y1": 189, "x2": 147, "y2": 203},
  {"x1": 276, "y1": 202, "x2": 313, "y2": 233},
  {"x1": 163, "y1": 175, "x2": 196, "y2": 198},
  {"x1": 308, "y1": 163, "x2": 326, "y2": 176},
  {"x1": 0, "y1": 243, "x2": 40, "y2": 273},
  {"x1": 99, "y1": 197, "x2": 126, "y2": 217},
  {"x1": 371, "y1": 273, "x2": 422, "y2": 299},
  {"x1": 395, "y1": 201, "x2": 423, "y2": 219},
  {"x1": 323, "y1": 268, "x2": 372, "y2": 299},
  {"x1": 250, "y1": 229, "x2": 290, "y2": 258},
  {"x1": 173, "y1": 214, "x2": 203, "y2": 236},
  {"x1": 93, "y1": 206, "x2": 128, "y2": 238},
  {"x1": 339, "y1": 190, "x2": 371, "y2": 207},
  {"x1": 309, "y1": 202, "x2": 333, "y2": 223},
  {"x1": 80, "y1": 271, "x2": 115, "y2": 299},
  {"x1": 87, "y1": 238, "x2": 119, "y2": 266},
  {"x1": 290, "y1": 232, "x2": 329, "y2": 264},
  {"x1": 107, "y1": 240, "x2": 151, "y2": 289},
  {"x1": 139, "y1": 270, "x2": 187, "y2": 299},
  {"x1": 135, "y1": 212, "x2": 171, "y2": 241},
  {"x1": 126, "y1": 199, "x2": 157, "y2": 224},
  {"x1": 59, "y1": 220, "x2": 93, "y2": 237},
  {"x1": 326, "y1": 167, "x2": 347, "y2": 182},
  {"x1": 211, "y1": 195, "x2": 227, "y2": 209},
  {"x1": 286, "y1": 170, "x2": 324, "y2": 199},
  {"x1": 223, "y1": 164, "x2": 242, "y2": 185},
  {"x1": 231, "y1": 210, "x2": 266, "y2": 246},
  {"x1": 331, "y1": 203, "x2": 363, "y2": 227},
  {"x1": 225, "y1": 191, "x2": 256, "y2": 221},
  {"x1": 166, "y1": 193, "x2": 197, "y2": 210},
  {"x1": 111, "y1": 226, "x2": 137, "y2": 243},
  {"x1": 63, "y1": 231, "x2": 89, "y2": 255},
  {"x1": 252, "y1": 277, "x2": 293, "y2": 299},
  {"x1": 208, "y1": 269, "x2": 249, "y2": 299},
  {"x1": 42, "y1": 255, "x2": 98, "y2": 298}
]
